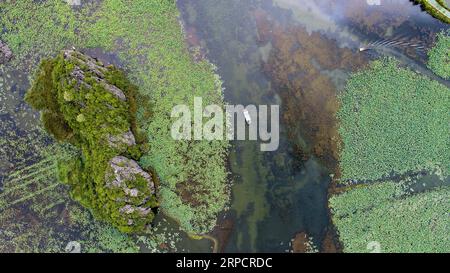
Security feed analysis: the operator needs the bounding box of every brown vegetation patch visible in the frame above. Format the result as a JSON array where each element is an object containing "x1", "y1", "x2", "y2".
[
  {"x1": 291, "y1": 231, "x2": 309, "y2": 253},
  {"x1": 254, "y1": 10, "x2": 367, "y2": 170}
]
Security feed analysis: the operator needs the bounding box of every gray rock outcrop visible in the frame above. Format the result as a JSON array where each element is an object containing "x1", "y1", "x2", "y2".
[
  {"x1": 107, "y1": 130, "x2": 136, "y2": 151},
  {"x1": 63, "y1": 50, "x2": 127, "y2": 101},
  {"x1": 106, "y1": 156, "x2": 156, "y2": 225},
  {"x1": 0, "y1": 41, "x2": 12, "y2": 64}
]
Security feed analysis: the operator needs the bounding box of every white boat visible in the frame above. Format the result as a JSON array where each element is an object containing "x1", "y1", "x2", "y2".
[{"x1": 243, "y1": 109, "x2": 252, "y2": 125}]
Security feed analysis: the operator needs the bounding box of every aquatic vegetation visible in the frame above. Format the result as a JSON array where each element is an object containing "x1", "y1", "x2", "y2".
[
  {"x1": 82, "y1": 0, "x2": 229, "y2": 234},
  {"x1": 428, "y1": 31, "x2": 450, "y2": 79},
  {"x1": 0, "y1": 145, "x2": 66, "y2": 214},
  {"x1": 329, "y1": 181, "x2": 450, "y2": 253},
  {"x1": 412, "y1": 0, "x2": 450, "y2": 24},
  {"x1": 0, "y1": 140, "x2": 138, "y2": 252},
  {"x1": 333, "y1": 56, "x2": 450, "y2": 252},
  {"x1": 0, "y1": 0, "x2": 81, "y2": 70},
  {"x1": 25, "y1": 51, "x2": 158, "y2": 233},
  {"x1": 338, "y1": 58, "x2": 450, "y2": 182}
]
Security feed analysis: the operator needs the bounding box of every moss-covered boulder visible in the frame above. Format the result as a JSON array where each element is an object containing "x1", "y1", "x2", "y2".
[
  {"x1": 25, "y1": 50, "x2": 158, "y2": 233},
  {"x1": 106, "y1": 156, "x2": 157, "y2": 227}
]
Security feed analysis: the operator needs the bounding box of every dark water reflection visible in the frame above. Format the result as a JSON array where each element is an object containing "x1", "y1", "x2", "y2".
[{"x1": 178, "y1": 0, "x2": 448, "y2": 252}]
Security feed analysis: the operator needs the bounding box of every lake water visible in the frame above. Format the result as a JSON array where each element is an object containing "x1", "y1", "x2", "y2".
[{"x1": 177, "y1": 0, "x2": 448, "y2": 252}]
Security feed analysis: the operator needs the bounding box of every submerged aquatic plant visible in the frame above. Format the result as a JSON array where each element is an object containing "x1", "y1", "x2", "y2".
[
  {"x1": 330, "y1": 180, "x2": 450, "y2": 253},
  {"x1": 333, "y1": 54, "x2": 450, "y2": 253},
  {"x1": 338, "y1": 58, "x2": 450, "y2": 182},
  {"x1": 428, "y1": 30, "x2": 450, "y2": 79},
  {"x1": 0, "y1": 0, "x2": 81, "y2": 70}
]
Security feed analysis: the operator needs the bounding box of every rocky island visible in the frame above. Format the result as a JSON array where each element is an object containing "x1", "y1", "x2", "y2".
[{"x1": 25, "y1": 50, "x2": 158, "y2": 233}]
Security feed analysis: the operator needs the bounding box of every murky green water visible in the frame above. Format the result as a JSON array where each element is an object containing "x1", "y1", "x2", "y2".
[{"x1": 178, "y1": 0, "x2": 448, "y2": 252}]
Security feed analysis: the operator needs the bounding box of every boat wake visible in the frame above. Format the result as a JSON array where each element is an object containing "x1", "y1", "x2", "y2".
[{"x1": 360, "y1": 36, "x2": 427, "y2": 52}]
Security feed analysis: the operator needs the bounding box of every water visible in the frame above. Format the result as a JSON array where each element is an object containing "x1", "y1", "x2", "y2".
[{"x1": 178, "y1": 0, "x2": 448, "y2": 252}]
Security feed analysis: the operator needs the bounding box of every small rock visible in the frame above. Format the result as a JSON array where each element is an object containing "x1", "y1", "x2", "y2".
[
  {"x1": 107, "y1": 130, "x2": 136, "y2": 150},
  {"x1": 106, "y1": 156, "x2": 154, "y2": 194},
  {"x1": 0, "y1": 41, "x2": 12, "y2": 64}
]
